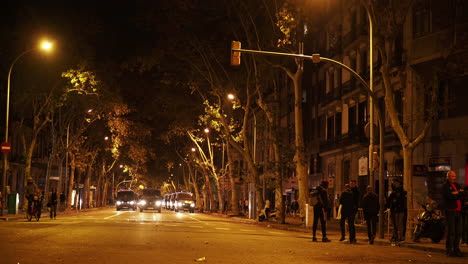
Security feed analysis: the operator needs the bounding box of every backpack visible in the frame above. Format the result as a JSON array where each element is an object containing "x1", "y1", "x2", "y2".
[{"x1": 309, "y1": 187, "x2": 323, "y2": 206}]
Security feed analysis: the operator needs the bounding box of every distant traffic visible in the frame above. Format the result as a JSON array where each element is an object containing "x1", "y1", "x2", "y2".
[{"x1": 115, "y1": 189, "x2": 195, "y2": 213}]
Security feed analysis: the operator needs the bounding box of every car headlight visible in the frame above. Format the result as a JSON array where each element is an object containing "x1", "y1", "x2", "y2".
[
  {"x1": 190, "y1": 203, "x2": 195, "y2": 207},
  {"x1": 178, "y1": 202, "x2": 183, "y2": 207},
  {"x1": 155, "y1": 200, "x2": 162, "y2": 206},
  {"x1": 116, "y1": 201, "x2": 122, "y2": 205},
  {"x1": 130, "y1": 201, "x2": 135, "y2": 205},
  {"x1": 140, "y1": 200, "x2": 147, "y2": 205}
]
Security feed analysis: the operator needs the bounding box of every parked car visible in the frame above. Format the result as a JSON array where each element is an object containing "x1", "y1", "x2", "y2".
[
  {"x1": 115, "y1": 190, "x2": 137, "y2": 211},
  {"x1": 173, "y1": 192, "x2": 195, "y2": 213},
  {"x1": 137, "y1": 188, "x2": 162, "y2": 212}
]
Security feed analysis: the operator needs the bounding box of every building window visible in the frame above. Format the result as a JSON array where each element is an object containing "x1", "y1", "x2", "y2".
[
  {"x1": 327, "y1": 116, "x2": 334, "y2": 140},
  {"x1": 327, "y1": 70, "x2": 334, "y2": 94},
  {"x1": 335, "y1": 112, "x2": 342, "y2": 137},
  {"x1": 447, "y1": 75, "x2": 468, "y2": 118},
  {"x1": 348, "y1": 105, "x2": 356, "y2": 135},
  {"x1": 413, "y1": 0, "x2": 431, "y2": 38},
  {"x1": 342, "y1": 159, "x2": 351, "y2": 186}
]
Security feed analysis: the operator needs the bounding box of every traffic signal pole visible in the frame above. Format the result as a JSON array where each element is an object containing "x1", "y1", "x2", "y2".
[{"x1": 231, "y1": 42, "x2": 386, "y2": 238}]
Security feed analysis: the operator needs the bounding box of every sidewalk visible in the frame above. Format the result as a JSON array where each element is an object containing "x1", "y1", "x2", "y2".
[
  {"x1": 0, "y1": 207, "x2": 101, "y2": 221},
  {"x1": 214, "y1": 212, "x2": 455, "y2": 255}
]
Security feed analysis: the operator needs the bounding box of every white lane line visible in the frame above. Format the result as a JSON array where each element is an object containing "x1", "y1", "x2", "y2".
[
  {"x1": 189, "y1": 226, "x2": 203, "y2": 228},
  {"x1": 215, "y1": 227, "x2": 230, "y2": 230},
  {"x1": 240, "y1": 229, "x2": 254, "y2": 232},
  {"x1": 268, "y1": 231, "x2": 284, "y2": 235},
  {"x1": 104, "y1": 212, "x2": 128, "y2": 219}
]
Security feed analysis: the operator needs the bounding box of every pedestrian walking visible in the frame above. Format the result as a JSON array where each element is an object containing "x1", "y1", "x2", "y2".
[
  {"x1": 361, "y1": 185, "x2": 379, "y2": 244},
  {"x1": 48, "y1": 188, "x2": 58, "y2": 219},
  {"x1": 339, "y1": 184, "x2": 357, "y2": 243},
  {"x1": 443, "y1": 170, "x2": 464, "y2": 257},
  {"x1": 387, "y1": 178, "x2": 407, "y2": 245},
  {"x1": 311, "y1": 180, "x2": 331, "y2": 242}
]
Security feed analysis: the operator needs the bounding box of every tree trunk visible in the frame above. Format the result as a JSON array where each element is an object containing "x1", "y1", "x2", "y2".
[
  {"x1": 83, "y1": 165, "x2": 92, "y2": 209},
  {"x1": 66, "y1": 153, "x2": 75, "y2": 211},
  {"x1": 402, "y1": 147, "x2": 414, "y2": 209},
  {"x1": 202, "y1": 167, "x2": 215, "y2": 212},
  {"x1": 188, "y1": 163, "x2": 201, "y2": 211},
  {"x1": 103, "y1": 179, "x2": 109, "y2": 207},
  {"x1": 227, "y1": 143, "x2": 239, "y2": 215},
  {"x1": 292, "y1": 72, "x2": 308, "y2": 219}
]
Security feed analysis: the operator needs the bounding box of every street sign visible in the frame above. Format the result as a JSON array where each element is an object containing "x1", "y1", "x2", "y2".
[{"x1": 1, "y1": 142, "x2": 11, "y2": 154}]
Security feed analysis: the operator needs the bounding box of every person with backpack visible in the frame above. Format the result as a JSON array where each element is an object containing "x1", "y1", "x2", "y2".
[
  {"x1": 339, "y1": 184, "x2": 357, "y2": 243},
  {"x1": 311, "y1": 180, "x2": 330, "y2": 242}
]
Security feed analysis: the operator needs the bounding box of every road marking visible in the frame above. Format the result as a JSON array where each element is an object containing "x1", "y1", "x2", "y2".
[
  {"x1": 215, "y1": 227, "x2": 230, "y2": 230},
  {"x1": 240, "y1": 229, "x2": 254, "y2": 232},
  {"x1": 268, "y1": 231, "x2": 284, "y2": 235},
  {"x1": 189, "y1": 225, "x2": 203, "y2": 228},
  {"x1": 104, "y1": 212, "x2": 128, "y2": 219}
]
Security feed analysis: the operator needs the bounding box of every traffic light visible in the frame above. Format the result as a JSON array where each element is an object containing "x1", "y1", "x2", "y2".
[{"x1": 231, "y1": 41, "x2": 241, "y2": 66}]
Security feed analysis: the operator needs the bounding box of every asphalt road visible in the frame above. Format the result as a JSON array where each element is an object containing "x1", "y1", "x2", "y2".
[{"x1": 0, "y1": 208, "x2": 466, "y2": 264}]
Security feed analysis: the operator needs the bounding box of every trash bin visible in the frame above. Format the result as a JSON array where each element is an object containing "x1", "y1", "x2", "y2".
[{"x1": 8, "y1": 193, "x2": 18, "y2": 214}]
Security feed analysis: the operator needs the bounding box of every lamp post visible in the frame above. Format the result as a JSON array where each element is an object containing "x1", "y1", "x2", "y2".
[{"x1": 1, "y1": 40, "x2": 53, "y2": 216}]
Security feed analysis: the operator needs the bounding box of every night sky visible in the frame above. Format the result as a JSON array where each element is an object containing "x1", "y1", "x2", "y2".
[{"x1": 0, "y1": 0, "x2": 241, "y2": 177}]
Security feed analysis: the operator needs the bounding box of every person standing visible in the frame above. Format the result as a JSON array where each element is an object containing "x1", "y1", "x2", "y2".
[
  {"x1": 361, "y1": 185, "x2": 379, "y2": 244},
  {"x1": 312, "y1": 180, "x2": 331, "y2": 242},
  {"x1": 339, "y1": 184, "x2": 357, "y2": 243},
  {"x1": 350, "y1": 180, "x2": 360, "y2": 213},
  {"x1": 443, "y1": 170, "x2": 464, "y2": 257},
  {"x1": 49, "y1": 188, "x2": 58, "y2": 219},
  {"x1": 387, "y1": 178, "x2": 407, "y2": 244}
]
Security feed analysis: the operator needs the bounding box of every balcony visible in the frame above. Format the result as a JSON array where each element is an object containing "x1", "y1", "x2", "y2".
[{"x1": 319, "y1": 128, "x2": 367, "y2": 152}]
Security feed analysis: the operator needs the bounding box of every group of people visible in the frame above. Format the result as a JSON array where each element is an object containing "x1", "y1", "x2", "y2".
[
  {"x1": 238, "y1": 199, "x2": 249, "y2": 215},
  {"x1": 24, "y1": 177, "x2": 66, "y2": 219},
  {"x1": 308, "y1": 170, "x2": 468, "y2": 258}
]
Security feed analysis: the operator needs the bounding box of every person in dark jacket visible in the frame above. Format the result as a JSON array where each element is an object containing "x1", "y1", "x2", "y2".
[
  {"x1": 443, "y1": 170, "x2": 464, "y2": 257},
  {"x1": 339, "y1": 184, "x2": 356, "y2": 243},
  {"x1": 387, "y1": 178, "x2": 407, "y2": 243},
  {"x1": 49, "y1": 188, "x2": 58, "y2": 219},
  {"x1": 350, "y1": 179, "x2": 360, "y2": 213},
  {"x1": 361, "y1": 185, "x2": 379, "y2": 244},
  {"x1": 311, "y1": 180, "x2": 331, "y2": 242}
]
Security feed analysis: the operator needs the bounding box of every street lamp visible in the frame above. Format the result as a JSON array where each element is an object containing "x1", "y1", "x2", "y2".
[{"x1": 1, "y1": 40, "x2": 53, "y2": 216}]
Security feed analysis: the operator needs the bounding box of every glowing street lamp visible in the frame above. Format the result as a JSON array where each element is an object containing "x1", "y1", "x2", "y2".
[{"x1": 1, "y1": 39, "x2": 54, "y2": 216}]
